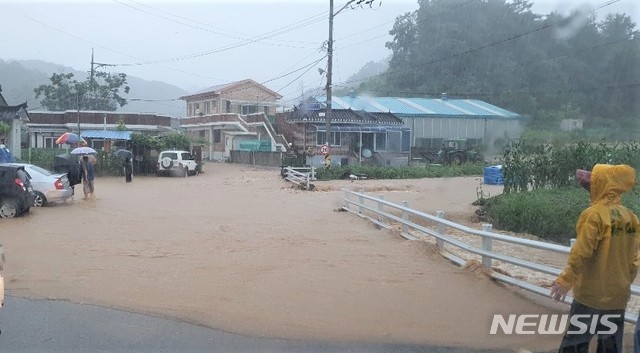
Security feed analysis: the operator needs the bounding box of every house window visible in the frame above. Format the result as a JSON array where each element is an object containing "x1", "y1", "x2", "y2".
[
  {"x1": 212, "y1": 100, "x2": 217, "y2": 113},
  {"x1": 188, "y1": 103, "x2": 193, "y2": 117},
  {"x1": 387, "y1": 131, "x2": 402, "y2": 151},
  {"x1": 204, "y1": 101, "x2": 211, "y2": 115},
  {"x1": 214, "y1": 129, "x2": 221, "y2": 143},
  {"x1": 264, "y1": 106, "x2": 269, "y2": 115},
  {"x1": 92, "y1": 139, "x2": 105, "y2": 150},
  {"x1": 43, "y1": 137, "x2": 56, "y2": 148},
  {"x1": 226, "y1": 100, "x2": 231, "y2": 113},
  {"x1": 199, "y1": 130, "x2": 205, "y2": 138},
  {"x1": 316, "y1": 132, "x2": 341, "y2": 146},
  {"x1": 375, "y1": 132, "x2": 386, "y2": 151},
  {"x1": 241, "y1": 105, "x2": 258, "y2": 114},
  {"x1": 194, "y1": 103, "x2": 201, "y2": 115}
]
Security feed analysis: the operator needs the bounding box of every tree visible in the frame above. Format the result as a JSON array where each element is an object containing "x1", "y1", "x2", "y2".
[
  {"x1": 361, "y1": 0, "x2": 640, "y2": 130},
  {"x1": 34, "y1": 71, "x2": 130, "y2": 111},
  {"x1": 115, "y1": 118, "x2": 127, "y2": 131},
  {"x1": 0, "y1": 121, "x2": 10, "y2": 139}
]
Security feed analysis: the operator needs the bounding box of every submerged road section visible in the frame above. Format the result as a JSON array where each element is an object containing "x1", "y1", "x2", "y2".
[{"x1": 0, "y1": 296, "x2": 509, "y2": 353}]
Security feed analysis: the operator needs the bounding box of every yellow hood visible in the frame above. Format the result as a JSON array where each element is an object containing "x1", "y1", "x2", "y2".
[
  {"x1": 589, "y1": 164, "x2": 636, "y2": 206},
  {"x1": 556, "y1": 163, "x2": 640, "y2": 309}
]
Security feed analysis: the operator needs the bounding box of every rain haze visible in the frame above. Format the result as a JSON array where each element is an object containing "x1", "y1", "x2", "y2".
[
  {"x1": 0, "y1": 0, "x2": 637, "y2": 110},
  {"x1": 1, "y1": 1, "x2": 640, "y2": 352}
]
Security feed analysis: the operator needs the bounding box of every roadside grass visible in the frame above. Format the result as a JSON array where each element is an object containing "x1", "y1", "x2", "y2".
[
  {"x1": 480, "y1": 186, "x2": 640, "y2": 244},
  {"x1": 314, "y1": 162, "x2": 485, "y2": 180}
]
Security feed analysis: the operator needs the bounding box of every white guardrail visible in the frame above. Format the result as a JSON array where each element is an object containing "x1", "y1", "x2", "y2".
[
  {"x1": 282, "y1": 166, "x2": 316, "y2": 190},
  {"x1": 341, "y1": 188, "x2": 640, "y2": 323}
]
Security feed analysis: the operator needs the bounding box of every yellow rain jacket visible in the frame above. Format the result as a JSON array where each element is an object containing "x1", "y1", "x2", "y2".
[{"x1": 556, "y1": 164, "x2": 640, "y2": 310}]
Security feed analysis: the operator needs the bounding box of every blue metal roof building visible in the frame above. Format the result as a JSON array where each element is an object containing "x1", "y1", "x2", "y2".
[
  {"x1": 313, "y1": 95, "x2": 523, "y2": 119},
  {"x1": 312, "y1": 95, "x2": 525, "y2": 152}
]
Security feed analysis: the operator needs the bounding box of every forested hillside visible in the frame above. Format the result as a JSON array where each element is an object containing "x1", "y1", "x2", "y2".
[
  {"x1": 0, "y1": 59, "x2": 187, "y2": 117},
  {"x1": 354, "y1": 0, "x2": 639, "y2": 134}
]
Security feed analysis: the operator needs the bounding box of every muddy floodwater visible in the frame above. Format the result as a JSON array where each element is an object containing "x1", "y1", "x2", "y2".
[{"x1": 0, "y1": 163, "x2": 611, "y2": 351}]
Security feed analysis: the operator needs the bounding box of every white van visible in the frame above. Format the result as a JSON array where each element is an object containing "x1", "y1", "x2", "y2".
[{"x1": 156, "y1": 150, "x2": 198, "y2": 177}]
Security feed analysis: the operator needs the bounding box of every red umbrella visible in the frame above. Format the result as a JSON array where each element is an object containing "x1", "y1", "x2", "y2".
[{"x1": 55, "y1": 132, "x2": 87, "y2": 146}]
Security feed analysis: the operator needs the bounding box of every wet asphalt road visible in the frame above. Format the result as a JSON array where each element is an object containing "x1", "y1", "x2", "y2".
[{"x1": 0, "y1": 296, "x2": 514, "y2": 353}]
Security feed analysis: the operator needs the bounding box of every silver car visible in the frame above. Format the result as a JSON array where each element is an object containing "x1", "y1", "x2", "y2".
[{"x1": 8, "y1": 163, "x2": 73, "y2": 207}]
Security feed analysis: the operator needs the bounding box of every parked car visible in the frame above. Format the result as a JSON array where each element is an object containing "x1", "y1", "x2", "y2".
[
  {"x1": 157, "y1": 150, "x2": 197, "y2": 177},
  {"x1": 0, "y1": 165, "x2": 36, "y2": 218},
  {"x1": 6, "y1": 163, "x2": 73, "y2": 207}
]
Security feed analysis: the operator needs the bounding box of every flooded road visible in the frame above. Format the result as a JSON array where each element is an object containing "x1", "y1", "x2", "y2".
[{"x1": 0, "y1": 163, "x2": 566, "y2": 351}]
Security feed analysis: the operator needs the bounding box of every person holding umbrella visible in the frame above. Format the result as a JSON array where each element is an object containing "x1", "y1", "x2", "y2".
[
  {"x1": 124, "y1": 157, "x2": 132, "y2": 183},
  {"x1": 81, "y1": 154, "x2": 96, "y2": 199},
  {"x1": 113, "y1": 149, "x2": 133, "y2": 183}
]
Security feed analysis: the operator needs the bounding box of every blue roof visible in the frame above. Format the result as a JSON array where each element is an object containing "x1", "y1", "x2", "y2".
[
  {"x1": 81, "y1": 130, "x2": 132, "y2": 140},
  {"x1": 314, "y1": 96, "x2": 523, "y2": 119}
]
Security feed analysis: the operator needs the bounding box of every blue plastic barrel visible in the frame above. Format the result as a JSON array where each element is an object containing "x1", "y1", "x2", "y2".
[{"x1": 483, "y1": 165, "x2": 504, "y2": 185}]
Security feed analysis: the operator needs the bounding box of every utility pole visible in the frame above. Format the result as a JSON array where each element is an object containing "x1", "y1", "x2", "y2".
[
  {"x1": 90, "y1": 48, "x2": 95, "y2": 82},
  {"x1": 325, "y1": 0, "x2": 377, "y2": 168},
  {"x1": 76, "y1": 92, "x2": 81, "y2": 144}
]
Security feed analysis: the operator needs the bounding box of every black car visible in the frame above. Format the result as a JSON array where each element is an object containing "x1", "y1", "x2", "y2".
[{"x1": 0, "y1": 165, "x2": 36, "y2": 218}]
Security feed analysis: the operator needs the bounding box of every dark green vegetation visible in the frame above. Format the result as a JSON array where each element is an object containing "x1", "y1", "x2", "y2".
[
  {"x1": 34, "y1": 71, "x2": 130, "y2": 111},
  {"x1": 0, "y1": 59, "x2": 187, "y2": 117},
  {"x1": 20, "y1": 132, "x2": 192, "y2": 176},
  {"x1": 481, "y1": 139, "x2": 640, "y2": 244},
  {"x1": 481, "y1": 186, "x2": 640, "y2": 245},
  {"x1": 315, "y1": 163, "x2": 484, "y2": 180},
  {"x1": 355, "y1": 0, "x2": 639, "y2": 138}
]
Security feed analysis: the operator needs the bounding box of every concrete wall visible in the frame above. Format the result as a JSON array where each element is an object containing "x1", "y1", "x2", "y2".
[
  {"x1": 9, "y1": 119, "x2": 22, "y2": 159},
  {"x1": 229, "y1": 151, "x2": 283, "y2": 167}
]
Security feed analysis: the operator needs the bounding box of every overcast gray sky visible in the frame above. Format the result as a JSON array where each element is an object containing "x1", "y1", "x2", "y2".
[{"x1": 0, "y1": 0, "x2": 638, "y2": 105}]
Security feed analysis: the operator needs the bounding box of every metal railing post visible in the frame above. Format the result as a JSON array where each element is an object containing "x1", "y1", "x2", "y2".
[
  {"x1": 482, "y1": 224, "x2": 493, "y2": 269},
  {"x1": 402, "y1": 201, "x2": 409, "y2": 233},
  {"x1": 358, "y1": 195, "x2": 364, "y2": 214},
  {"x1": 436, "y1": 211, "x2": 445, "y2": 250},
  {"x1": 377, "y1": 195, "x2": 385, "y2": 223},
  {"x1": 343, "y1": 190, "x2": 350, "y2": 210}
]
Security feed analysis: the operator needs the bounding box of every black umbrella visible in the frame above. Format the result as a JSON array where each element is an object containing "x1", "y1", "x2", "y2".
[
  {"x1": 54, "y1": 154, "x2": 76, "y2": 168},
  {"x1": 113, "y1": 149, "x2": 133, "y2": 159},
  {"x1": 54, "y1": 153, "x2": 82, "y2": 186}
]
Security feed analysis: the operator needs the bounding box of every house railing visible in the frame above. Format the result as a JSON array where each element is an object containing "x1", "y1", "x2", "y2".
[
  {"x1": 283, "y1": 166, "x2": 316, "y2": 190},
  {"x1": 341, "y1": 188, "x2": 640, "y2": 323}
]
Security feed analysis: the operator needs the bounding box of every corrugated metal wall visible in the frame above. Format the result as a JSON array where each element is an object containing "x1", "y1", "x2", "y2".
[{"x1": 403, "y1": 116, "x2": 524, "y2": 147}]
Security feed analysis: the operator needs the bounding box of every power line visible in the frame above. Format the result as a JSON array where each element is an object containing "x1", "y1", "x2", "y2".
[
  {"x1": 335, "y1": 0, "x2": 625, "y2": 87},
  {"x1": 335, "y1": 0, "x2": 474, "y2": 42},
  {"x1": 339, "y1": 23, "x2": 553, "y2": 87},
  {"x1": 24, "y1": 15, "x2": 226, "y2": 83},
  {"x1": 358, "y1": 81, "x2": 640, "y2": 99},
  {"x1": 112, "y1": 0, "x2": 317, "y2": 49},
  {"x1": 111, "y1": 12, "x2": 329, "y2": 66}
]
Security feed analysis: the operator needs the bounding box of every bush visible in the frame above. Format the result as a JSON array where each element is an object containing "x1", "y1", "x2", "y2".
[
  {"x1": 481, "y1": 186, "x2": 640, "y2": 244},
  {"x1": 502, "y1": 139, "x2": 640, "y2": 193},
  {"x1": 314, "y1": 162, "x2": 485, "y2": 180}
]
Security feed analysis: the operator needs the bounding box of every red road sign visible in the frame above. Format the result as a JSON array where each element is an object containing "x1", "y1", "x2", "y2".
[{"x1": 320, "y1": 144, "x2": 330, "y2": 156}]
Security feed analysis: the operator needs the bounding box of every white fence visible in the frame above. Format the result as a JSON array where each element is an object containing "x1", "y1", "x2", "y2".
[
  {"x1": 282, "y1": 167, "x2": 316, "y2": 190},
  {"x1": 341, "y1": 188, "x2": 640, "y2": 323}
]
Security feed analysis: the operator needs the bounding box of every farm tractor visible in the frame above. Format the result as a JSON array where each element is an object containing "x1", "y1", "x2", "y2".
[{"x1": 422, "y1": 139, "x2": 483, "y2": 165}]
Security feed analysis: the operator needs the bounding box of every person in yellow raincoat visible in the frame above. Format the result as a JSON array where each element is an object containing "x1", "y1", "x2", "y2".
[{"x1": 551, "y1": 164, "x2": 640, "y2": 353}]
